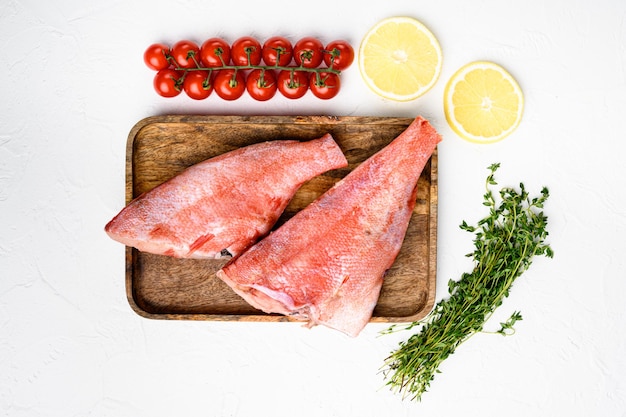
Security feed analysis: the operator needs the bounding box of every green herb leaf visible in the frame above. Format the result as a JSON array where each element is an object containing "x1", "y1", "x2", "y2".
[{"x1": 497, "y1": 311, "x2": 523, "y2": 336}]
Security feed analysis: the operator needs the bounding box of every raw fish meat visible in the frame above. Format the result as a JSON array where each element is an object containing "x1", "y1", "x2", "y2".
[
  {"x1": 105, "y1": 135, "x2": 348, "y2": 259},
  {"x1": 216, "y1": 117, "x2": 442, "y2": 337}
]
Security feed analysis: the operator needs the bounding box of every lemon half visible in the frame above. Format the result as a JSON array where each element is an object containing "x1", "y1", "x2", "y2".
[
  {"x1": 358, "y1": 16, "x2": 443, "y2": 101},
  {"x1": 444, "y1": 61, "x2": 524, "y2": 144}
]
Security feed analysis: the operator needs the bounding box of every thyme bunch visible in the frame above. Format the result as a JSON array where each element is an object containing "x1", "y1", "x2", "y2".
[{"x1": 381, "y1": 163, "x2": 554, "y2": 401}]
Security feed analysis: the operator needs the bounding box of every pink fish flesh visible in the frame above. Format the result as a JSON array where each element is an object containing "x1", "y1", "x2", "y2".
[
  {"x1": 216, "y1": 116, "x2": 442, "y2": 337},
  {"x1": 105, "y1": 135, "x2": 348, "y2": 259}
]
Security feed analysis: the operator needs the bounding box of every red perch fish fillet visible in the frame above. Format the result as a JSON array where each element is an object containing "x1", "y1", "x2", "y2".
[
  {"x1": 216, "y1": 116, "x2": 442, "y2": 337},
  {"x1": 105, "y1": 135, "x2": 348, "y2": 259}
]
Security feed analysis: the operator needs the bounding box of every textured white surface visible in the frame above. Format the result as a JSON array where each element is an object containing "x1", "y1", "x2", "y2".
[{"x1": 1, "y1": 0, "x2": 625, "y2": 415}]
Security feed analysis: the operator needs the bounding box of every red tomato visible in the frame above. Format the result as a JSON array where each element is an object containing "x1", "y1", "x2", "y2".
[
  {"x1": 200, "y1": 38, "x2": 231, "y2": 67},
  {"x1": 231, "y1": 36, "x2": 262, "y2": 66},
  {"x1": 153, "y1": 69, "x2": 183, "y2": 97},
  {"x1": 213, "y1": 69, "x2": 246, "y2": 100},
  {"x1": 262, "y1": 36, "x2": 293, "y2": 67},
  {"x1": 277, "y1": 70, "x2": 309, "y2": 99},
  {"x1": 309, "y1": 72, "x2": 341, "y2": 99},
  {"x1": 171, "y1": 40, "x2": 200, "y2": 69},
  {"x1": 183, "y1": 70, "x2": 213, "y2": 100},
  {"x1": 246, "y1": 69, "x2": 277, "y2": 101},
  {"x1": 323, "y1": 40, "x2": 354, "y2": 71},
  {"x1": 293, "y1": 37, "x2": 324, "y2": 68},
  {"x1": 143, "y1": 43, "x2": 170, "y2": 71}
]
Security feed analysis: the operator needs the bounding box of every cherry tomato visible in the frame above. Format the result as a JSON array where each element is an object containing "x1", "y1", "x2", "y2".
[
  {"x1": 246, "y1": 69, "x2": 277, "y2": 101},
  {"x1": 277, "y1": 70, "x2": 309, "y2": 99},
  {"x1": 293, "y1": 37, "x2": 324, "y2": 68},
  {"x1": 183, "y1": 70, "x2": 213, "y2": 100},
  {"x1": 153, "y1": 68, "x2": 183, "y2": 97},
  {"x1": 309, "y1": 72, "x2": 341, "y2": 99},
  {"x1": 200, "y1": 38, "x2": 231, "y2": 67},
  {"x1": 323, "y1": 40, "x2": 354, "y2": 71},
  {"x1": 213, "y1": 69, "x2": 246, "y2": 100},
  {"x1": 170, "y1": 40, "x2": 200, "y2": 69},
  {"x1": 262, "y1": 36, "x2": 293, "y2": 67},
  {"x1": 143, "y1": 43, "x2": 170, "y2": 71},
  {"x1": 231, "y1": 36, "x2": 262, "y2": 66}
]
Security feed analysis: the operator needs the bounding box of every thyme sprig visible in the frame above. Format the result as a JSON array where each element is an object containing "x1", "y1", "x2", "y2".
[{"x1": 381, "y1": 163, "x2": 554, "y2": 401}]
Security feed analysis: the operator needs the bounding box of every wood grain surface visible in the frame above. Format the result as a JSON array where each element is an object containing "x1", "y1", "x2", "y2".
[{"x1": 124, "y1": 115, "x2": 438, "y2": 323}]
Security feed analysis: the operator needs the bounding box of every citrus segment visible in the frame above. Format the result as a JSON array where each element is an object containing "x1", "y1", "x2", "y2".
[
  {"x1": 358, "y1": 16, "x2": 443, "y2": 101},
  {"x1": 444, "y1": 61, "x2": 524, "y2": 143}
]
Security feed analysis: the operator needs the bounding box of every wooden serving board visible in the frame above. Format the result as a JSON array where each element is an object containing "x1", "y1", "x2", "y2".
[{"x1": 124, "y1": 115, "x2": 437, "y2": 324}]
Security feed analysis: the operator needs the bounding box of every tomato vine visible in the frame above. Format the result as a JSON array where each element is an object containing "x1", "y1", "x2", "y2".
[{"x1": 144, "y1": 36, "x2": 354, "y2": 101}]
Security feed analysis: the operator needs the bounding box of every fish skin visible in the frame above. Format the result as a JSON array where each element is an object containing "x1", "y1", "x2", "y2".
[
  {"x1": 217, "y1": 116, "x2": 442, "y2": 337},
  {"x1": 105, "y1": 134, "x2": 348, "y2": 259}
]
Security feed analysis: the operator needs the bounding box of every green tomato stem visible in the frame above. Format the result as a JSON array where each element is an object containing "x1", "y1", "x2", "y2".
[{"x1": 173, "y1": 63, "x2": 341, "y2": 75}]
